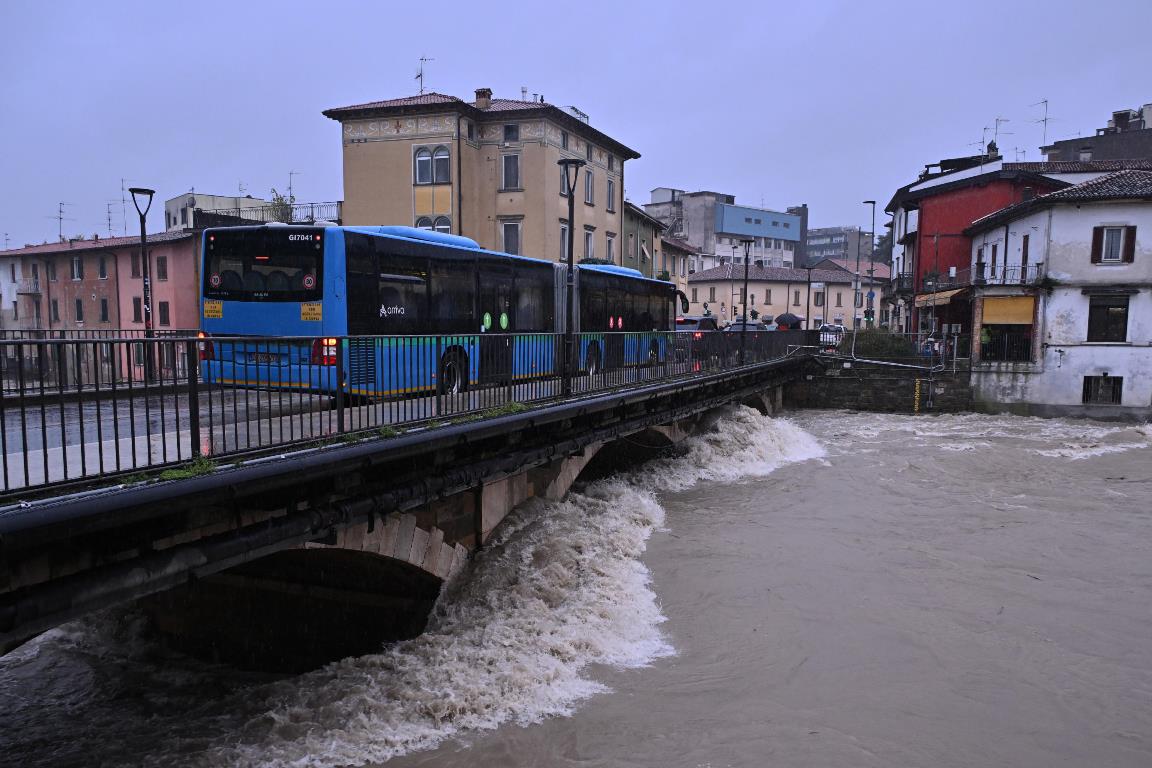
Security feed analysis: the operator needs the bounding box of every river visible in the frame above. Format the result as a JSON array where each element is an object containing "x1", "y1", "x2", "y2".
[{"x1": 1, "y1": 408, "x2": 1150, "y2": 767}]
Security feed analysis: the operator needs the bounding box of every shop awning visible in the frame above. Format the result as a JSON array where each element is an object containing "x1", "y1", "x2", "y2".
[
  {"x1": 982, "y1": 296, "x2": 1035, "y2": 324},
  {"x1": 914, "y1": 288, "x2": 965, "y2": 308}
]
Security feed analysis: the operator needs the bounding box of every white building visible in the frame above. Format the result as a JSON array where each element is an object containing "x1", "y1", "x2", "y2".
[
  {"x1": 163, "y1": 193, "x2": 270, "y2": 232},
  {"x1": 965, "y1": 169, "x2": 1152, "y2": 418}
]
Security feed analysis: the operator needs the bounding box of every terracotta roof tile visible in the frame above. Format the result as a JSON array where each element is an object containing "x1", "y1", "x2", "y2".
[
  {"x1": 1005, "y1": 159, "x2": 1152, "y2": 173},
  {"x1": 0, "y1": 230, "x2": 193, "y2": 256}
]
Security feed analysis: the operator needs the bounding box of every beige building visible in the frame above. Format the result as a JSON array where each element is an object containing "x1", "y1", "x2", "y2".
[
  {"x1": 686, "y1": 265, "x2": 864, "y2": 328},
  {"x1": 323, "y1": 88, "x2": 640, "y2": 264}
]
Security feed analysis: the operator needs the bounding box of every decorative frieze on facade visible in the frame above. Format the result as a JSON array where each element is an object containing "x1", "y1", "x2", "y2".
[{"x1": 344, "y1": 115, "x2": 456, "y2": 143}]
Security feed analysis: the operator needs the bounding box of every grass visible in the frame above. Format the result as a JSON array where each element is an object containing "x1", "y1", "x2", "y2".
[{"x1": 157, "y1": 455, "x2": 217, "y2": 481}]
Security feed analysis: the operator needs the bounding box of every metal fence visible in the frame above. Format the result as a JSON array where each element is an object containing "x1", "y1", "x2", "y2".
[
  {"x1": 980, "y1": 331, "x2": 1033, "y2": 362},
  {"x1": 815, "y1": 329, "x2": 970, "y2": 370},
  {"x1": 0, "y1": 329, "x2": 816, "y2": 496}
]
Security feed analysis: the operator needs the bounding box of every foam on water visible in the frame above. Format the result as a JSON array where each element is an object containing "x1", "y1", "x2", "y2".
[{"x1": 0, "y1": 407, "x2": 824, "y2": 767}]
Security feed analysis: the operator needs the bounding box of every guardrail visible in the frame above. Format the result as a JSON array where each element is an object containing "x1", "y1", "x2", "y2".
[{"x1": 0, "y1": 329, "x2": 816, "y2": 496}]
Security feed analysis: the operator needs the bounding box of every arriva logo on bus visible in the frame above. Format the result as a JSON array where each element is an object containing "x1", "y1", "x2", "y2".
[{"x1": 379, "y1": 305, "x2": 406, "y2": 317}]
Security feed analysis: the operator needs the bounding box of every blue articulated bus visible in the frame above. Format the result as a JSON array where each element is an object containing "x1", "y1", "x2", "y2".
[{"x1": 199, "y1": 224, "x2": 681, "y2": 396}]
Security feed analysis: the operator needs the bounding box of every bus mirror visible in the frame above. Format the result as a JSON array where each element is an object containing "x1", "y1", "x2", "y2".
[{"x1": 675, "y1": 290, "x2": 690, "y2": 314}]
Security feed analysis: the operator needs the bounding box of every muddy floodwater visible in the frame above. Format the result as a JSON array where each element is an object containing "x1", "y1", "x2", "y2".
[{"x1": 2, "y1": 409, "x2": 1150, "y2": 767}]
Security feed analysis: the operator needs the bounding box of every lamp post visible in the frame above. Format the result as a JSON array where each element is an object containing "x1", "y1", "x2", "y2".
[
  {"x1": 729, "y1": 244, "x2": 738, "y2": 324},
  {"x1": 129, "y1": 187, "x2": 156, "y2": 383},
  {"x1": 739, "y1": 238, "x2": 754, "y2": 364},
  {"x1": 558, "y1": 158, "x2": 585, "y2": 397},
  {"x1": 863, "y1": 200, "x2": 876, "y2": 328}
]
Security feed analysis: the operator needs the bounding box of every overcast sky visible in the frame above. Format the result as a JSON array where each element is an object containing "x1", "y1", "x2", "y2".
[{"x1": 2, "y1": 0, "x2": 1149, "y2": 250}]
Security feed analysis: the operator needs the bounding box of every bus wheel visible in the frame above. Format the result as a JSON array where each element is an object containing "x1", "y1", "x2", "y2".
[
  {"x1": 439, "y1": 351, "x2": 468, "y2": 394},
  {"x1": 587, "y1": 343, "x2": 601, "y2": 376}
]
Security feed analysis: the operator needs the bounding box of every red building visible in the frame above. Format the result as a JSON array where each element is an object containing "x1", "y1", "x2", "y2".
[{"x1": 887, "y1": 152, "x2": 1066, "y2": 333}]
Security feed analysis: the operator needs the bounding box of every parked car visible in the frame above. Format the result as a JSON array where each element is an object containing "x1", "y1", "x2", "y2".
[
  {"x1": 819, "y1": 323, "x2": 846, "y2": 348},
  {"x1": 724, "y1": 320, "x2": 771, "y2": 333},
  {"x1": 674, "y1": 315, "x2": 722, "y2": 363}
]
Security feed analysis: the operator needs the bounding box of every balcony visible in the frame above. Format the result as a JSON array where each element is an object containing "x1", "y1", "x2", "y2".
[
  {"x1": 15, "y1": 278, "x2": 40, "y2": 295},
  {"x1": 893, "y1": 273, "x2": 915, "y2": 294},
  {"x1": 191, "y1": 201, "x2": 342, "y2": 229},
  {"x1": 970, "y1": 262, "x2": 1043, "y2": 286}
]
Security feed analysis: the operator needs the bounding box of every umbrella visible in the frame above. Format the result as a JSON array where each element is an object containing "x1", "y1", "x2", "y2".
[{"x1": 774, "y1": 312, "x2": 804, "y2": 329}]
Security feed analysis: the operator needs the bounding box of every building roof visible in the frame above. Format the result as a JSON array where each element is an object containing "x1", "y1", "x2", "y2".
[
  {"x1": 812, "y1": 257, "x2": 891, "y2": 279},
  {"x1": 1004, "y1": 159, "x2": 1152, "y2": 173},
  {"x1": 966, "y1": 169, "x2": 1152, "y2": 235},
  {"x1": 660, "y1": 235, "x2": 698, "y2": 254},
  {"x1": 322, "y1": 90, "x2": 640, "y2": 159},
  {"x1": 0, "y1": 230, "x2": 195, "y2": 257},
  {"x1": 688, "y1": 265, "x2": 860, "y2": 285},
  {"x1": 886, "y1": 167, "x2": 1067, "y2": 213},
  {"x1": 624, "y1": 201, "x2": 667, "y2": 231}
]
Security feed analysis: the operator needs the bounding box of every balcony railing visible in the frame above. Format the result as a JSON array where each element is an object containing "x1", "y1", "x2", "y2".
[
  {"x1": 15, "y1": 278, "x2": 40, "y2": 294},
  {"x1": 980, "y1": 331, "x2": 1033, "y2": 362},
  {"x1": 192, "y1": 201, "x2": 342, "y2": 229},
  {"x1": 970, "y1": 262, "x2": 1043, "y2": 285},
  {"x1": 894, "y1": 273, "x2": 915, "y2": 293}
]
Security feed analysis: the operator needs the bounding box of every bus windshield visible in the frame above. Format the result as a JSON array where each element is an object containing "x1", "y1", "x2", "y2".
[{"x1": 203, "y1": 228, "x2": 324, "y2": 302}]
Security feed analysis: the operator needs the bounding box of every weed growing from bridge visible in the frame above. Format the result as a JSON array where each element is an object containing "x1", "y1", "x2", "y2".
[{"x1": 157, "y1": 455, "x2": 217, "y2": 481}]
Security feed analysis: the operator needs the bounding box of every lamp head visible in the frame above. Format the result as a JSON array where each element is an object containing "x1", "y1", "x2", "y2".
[
  {"x1": 129, "y1": 187, "x2": 156, "y2": 217},
  {"x1": 557, "y1": 158, "x2": 586, "y2": 187}
]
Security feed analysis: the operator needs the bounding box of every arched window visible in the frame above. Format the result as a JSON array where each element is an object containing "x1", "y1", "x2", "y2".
[
  {"x1": 432, "y1": 147, "x2": 451, "y2": 183},
  {"x1": 414, "y1": 148, "x2": 432, "y2": 184},
  {"x1": 433, "y1": 216, "x2": 451, "y2": 233},
  {"x1": 415, "y1": 217, "x2": 433, "y2": 230}
]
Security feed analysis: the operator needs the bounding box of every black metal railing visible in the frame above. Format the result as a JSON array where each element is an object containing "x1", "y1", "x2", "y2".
[
  {"x1": 192, "y1": 202, "x2": 342, "y2": 229},
  {"x1": 0, "y1": 329, "x2": 816, "y2": 496},
  {"x1": 980, "y1": 332, "x2": 1033, "y2": 362}
]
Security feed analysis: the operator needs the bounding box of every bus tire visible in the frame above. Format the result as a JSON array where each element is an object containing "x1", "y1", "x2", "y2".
[
  {"x1": 586, "y1": 343, "x2": 601, "y2": 376},
  {"x1": 438, "y1": 350, "x2": 468, "y2": 395}
]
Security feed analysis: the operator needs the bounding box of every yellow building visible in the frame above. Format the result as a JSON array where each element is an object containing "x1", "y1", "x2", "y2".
[
  {"x1": 323, "y1": 88, "x2": 640, "y2": 264},
  {"x1": 686, "y1": 265, "x2": 862, "y2": 328}
]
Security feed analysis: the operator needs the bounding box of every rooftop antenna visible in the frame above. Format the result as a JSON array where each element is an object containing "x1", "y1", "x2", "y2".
[
  {"x1": 106, "y1": 202, "x2": 117, "y2": 235},
  {"x1": 1014, "y1": 147, "x2": 1027, "y2": 161},
  {"x1": 1031, "y1": 98, "x2": 1054, "y2": 145},
  {"x1": 288, "y1": 170, "x2": 300, "y2": 201},
  {"x1": 415, "y1": 55, "x2": 434, "y2": 95},
  {"x1": 239, "y1": 180, "x2": 246, "y2": 196},
  {"x1": 47, "y1": 202, "x2": 76, "y2": 241},
  {"x1": 994, "y1": 116, "x2": 1013, "y2": 143},
  {"x1": 3, "y1": 233, "x2": 9, "y2": 251},
  {"x1": 120, "y1": 178, "x2": 129, "y2": 236}
]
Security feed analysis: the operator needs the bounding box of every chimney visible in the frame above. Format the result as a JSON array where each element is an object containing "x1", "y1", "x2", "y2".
[
  {"x1": 1022, "y1": 187, "x2": 1035, "y2": 201},
  {"x1": 475, "y1": 87, "x2": 492, "y2": 110}
]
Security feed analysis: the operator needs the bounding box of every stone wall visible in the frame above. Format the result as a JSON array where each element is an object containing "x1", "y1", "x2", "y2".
[{"x1": 784, "y1": 362, "x2": 973, "y2": 414}]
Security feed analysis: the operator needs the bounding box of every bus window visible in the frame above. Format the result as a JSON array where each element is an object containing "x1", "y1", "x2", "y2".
[
  {"x1": 204, "y1": 228, "x2": 323, "y2": 302},
  {"x1": 514, "y1": 265, "x2": 554, "y2": 332},
  {"x1": 377, "y1": 254, "x2": 428, "y2": 334},
  {"x1": 579, "y1": 272, "x2": 607, "y2": 331},
  {"x1": 430, "y1": 258, "x2": 475, "y2": 334}
]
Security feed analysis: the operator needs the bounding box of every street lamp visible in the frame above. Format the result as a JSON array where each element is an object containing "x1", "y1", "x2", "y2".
[
  {"x1": 863, "y1": 199, "x2": 876, "y2": 328},
  {"x1": 739, "y1": 238, "x2": 754, "y2": 364},
  {"x1": 558, "y1": 158, "x2": 585, "y2": 396},
  {"x1": 730, "y1": 244, "x2": 738, "y2": 323},
  {"x1": 129, "y1": 186, "x2": 156, "y2": 382}
]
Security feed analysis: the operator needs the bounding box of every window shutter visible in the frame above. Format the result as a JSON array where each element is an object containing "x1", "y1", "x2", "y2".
[
  {"x1": 1090, "y1": 226, "x2": 1103, "y2": 263},
  {"x1": 1123, "y1": 226, "x2": 1137, "y2": 263}
]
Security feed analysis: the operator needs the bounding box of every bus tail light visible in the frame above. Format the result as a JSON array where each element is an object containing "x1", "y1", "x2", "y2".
[
  {"x1": 311, "y1": 337, "x2": 338, "y2": 366},
  {"x1": 693, "y1": 332, "x2": 703, "y2": 340},
  {"x1": 197, "y1": 332, "x2": 214, "y2": 361}
]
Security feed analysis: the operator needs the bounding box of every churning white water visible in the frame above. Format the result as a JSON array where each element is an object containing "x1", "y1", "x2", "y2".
[{"x1": 3, "y1": 408, "x2": 1151, "y2": 768}]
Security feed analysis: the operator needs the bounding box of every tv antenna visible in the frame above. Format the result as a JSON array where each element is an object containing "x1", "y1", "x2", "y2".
[
  {"x1": 1031, "y1": 99, "x2": 1055, "y2": 145},
  {"x1": 1014, "y1": 147, "x2": 1027, "y2": 161},
  {"x1": 3, "y1": 233, "x2": 9, "y2": 251},
  {"x1": 120, "y1": 179, "x2": 130, "y2": 235},
  {"x1": 288, "y1": 170, "x2": 300, "y2": 201},
  {"x1": 415, "y1": 55, "x2": 434, "y2": 95},
  {"x1": 239, "y1": 180, "x2": 247, "y2": 195},
  {"x1": 967, "y1": 125, "x2": 991, "y2": 152},
  {"x1": 994, "y1": 116, "x2": 1013, "y2": 143},
  {"x1": 47, "y1": 202, "x2": 76, "y2": 241},
  {"x1": 106, "y1": 202, "x2": 118, "y2": 235}
]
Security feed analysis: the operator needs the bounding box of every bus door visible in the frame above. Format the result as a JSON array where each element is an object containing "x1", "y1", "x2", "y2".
[
  {"x1": 477, "y1": 259, "x2": 512, "y2": 385},
  {"x1": 345, "y1": 238, "x2": 379, "y2": 390}
]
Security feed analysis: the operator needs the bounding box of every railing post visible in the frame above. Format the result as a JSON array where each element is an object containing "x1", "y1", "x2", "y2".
[
  {"x1": 335, "y1": 336, "x2": 346, "y2": 434},
  {"x1": 186, "y1": 339, "x2": 201, "y2": 458}
]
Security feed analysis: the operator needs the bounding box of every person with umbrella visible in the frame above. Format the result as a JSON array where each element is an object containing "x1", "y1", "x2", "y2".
[{"x1": 774, "y1": 312, "x2": 804, "y2": 330}]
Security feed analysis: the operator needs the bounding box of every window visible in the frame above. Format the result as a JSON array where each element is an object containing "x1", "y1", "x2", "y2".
[
  {"x1": 1082, "y1": 375, "x2": 1122, "y2": 404},
  {"x1": 709, "y1": 286, "x2": 716, "y2": 302},
  {"x1": 414, "y1": 148, "x2": 432, "y2": 184},
  {"x1": 584, "y1": 230, "x2": 594, "y2": 259},
  {"x1": 991, "y1": 243, "x2": 999, "y2": 274},
  {"x1": 503, "y1": 124, "x2": 519, "y2": 142},
  {"x1": 606, "y1": 234, "x2": 615, "y2": 263},
  {"x1": 11, "y1": 300, "x2": 16, "y2": 321},
  {"x1": 855, "y1": 292, "x2": 863, "y2": 308},
  {"x1": 750, "y1": 293, "x2": 756, "y2": 306},
  {"x1": 745, "y1": 217, "x2": 752, "y2": 224},
  {"x1": 585, "y1": 170, "x2": 594, "y2": 205},
  {"x1": 766, "y1": 289, "x2": 772, "y2": 304},
  {"x1": 793, "y1": 290, "x2": 801, "y2": 306},
  {"x1": 156, "y1": 255, "x2": 168, "y2": 281},
  {"x1": 433, "y1": 216, "x2": 451, "y2": 234},
  {"x1": 608, "y1": 155, "x2": 615, "y2": 171},
  {"x1": 560, "y1": 165, "x2": 570, "y2": 196},
  {"x1": 432, "y1": 147, "x2": 450, "y2": 183},
  {"x1": 415, "y1": 216, "x2": 433, "y2": 230},
  {"x1": 71, "y1": 255, "x2": 83, "y2": 280},
  {"x1": 74, "y1": 298, "x2": 83, "y2": 323},
  {"x1": 1087, "y1": 294, "x2": 1129, "y2": 342},
  {"x1": 502, "y1": 154, "x2": 520, "y2": 189},
  {"x1": 50, "y1": 299, "x2": 58, "y2": 321},
  {"x1": 1022, "y1": 234, "x2": 1030, "y2": 269},
  {"x1": 100, "y1": 298, "x2": 109, "y2": 322},
  {"x1": 561, "y1": 131, "x2": 569, "y2": 149},
  {"x1": 813, "y1": 291, "x2": 825, "y2": 307},
  {"x1": 691, "y1": 287, "x2": 698, "y2": 303},
  {"x1": 133, "y1": 296, "x2": 142, "y2": 323},
  {"x1": 502, "y1": 221, "x2": 521, "y2": 255},
  {"x1": 560, "y1": 224, "x2": 569, "y2": 261},
  {"x1": 98, "y1": 255, "x2": 107, "y2": 279},
  {"x1": 466, "y1": 122, "x2": 474, "y2": 141},
  {"x1": 131, "y1": 251, "x2": 141, "y2": 278},
  {"x1": 586, "y1": 142, "x2": 593, "y2": 161},
  {"x1": 835, "y1": 291, "x2": 843, "y2": 307},
  {"x1": 606, "y1": 179, "x2": 615, "y2": 212},
  {"x1": 1091, "y1": 225, "x2": 1136, "y2": 263},
  {"x1": 158, "y1": 301, "x2": 170, "y2": 326}
]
